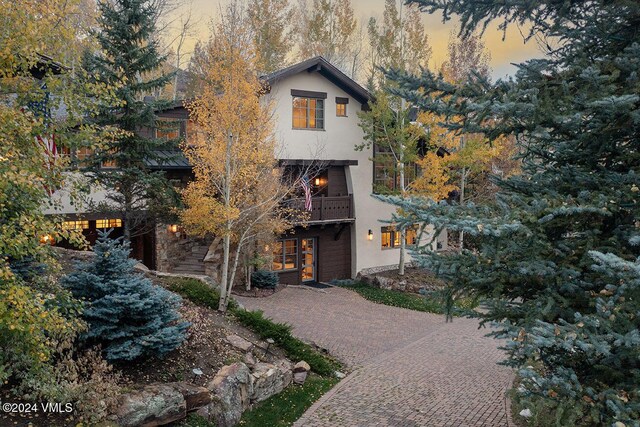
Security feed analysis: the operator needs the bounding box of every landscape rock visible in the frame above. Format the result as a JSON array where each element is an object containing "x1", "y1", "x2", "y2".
[
  {"x1": 226, "y1": 334, "x2": 253, "y2": 352},
  {"x1": 134, "y1": 262, "x2": 150, "y2": 271},
  {"x1": 169, "y1": 382, "x2": 211, "y2": 411},
  {"x1": 293, "y1": 361, "x2": 311, "y2": 373},
  {"x1": 243, "y1": 352, "x2": 257, "y2": 367},
  {"x1": 519, "y1": 408, "x2": 532, "y2": 418},
  {"x1": 335, "y1": 371, "x2": 346, "y2": 379},
  {"x1": 374, "y1": 276, "x2": 397, "y2": 290},
  {"x1": 293, "y1": 371, "x2": 308, "y2": 385},
  {"x1": 115, "y1": 384, "x2": 186, "y2": 427},
  {"x1": 204, "y1": 362, "x2": 252, "y2": 427},
  {"x1": 251, "y1": 360, "x2": 293, "y2": 403}
]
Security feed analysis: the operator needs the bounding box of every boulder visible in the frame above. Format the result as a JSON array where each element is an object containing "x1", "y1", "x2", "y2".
[
  {"x1": 358, "y1": 273, "x2": 375, "y2": 286},
  {"x1": 115, "y1": 384, "x2": 186, "y2": 427},
  {"x1": 226, "y1": 334, "x2": 253, "y2": 352},
  {"x1": 203, "y1": 362, "x2": 252, "y2": 427},
  {"x1": 293, "y1": 361, "x2": 310, "y2": 373},
  {"x1": 250, "y1": 360, "x2": 293, "y2": 403},
  {"x1": 293, "y1": 371, "x2": 308, "y2": 385},
  {"x1": 169, "y1": 382, "x2": 211, "y2": 412},
  {"x1": 374, "y1": 276, "x2": 397, "y2": 290},
  {"x1": 335, "y1": 371, "x2": 346, "y2": 379},
  {"x1": 243, "y1": 352, "x2": 257, "y2": 367}
]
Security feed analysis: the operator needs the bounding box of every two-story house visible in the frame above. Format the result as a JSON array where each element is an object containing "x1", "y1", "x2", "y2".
[{"x1": 46, "y1": 56, "x2": 445, "y2": 283}]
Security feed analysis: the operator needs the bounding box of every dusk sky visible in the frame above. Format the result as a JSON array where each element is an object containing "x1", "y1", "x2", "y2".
[{"x1": 178, "y1": 0, "x2": 543, "y2": 80}]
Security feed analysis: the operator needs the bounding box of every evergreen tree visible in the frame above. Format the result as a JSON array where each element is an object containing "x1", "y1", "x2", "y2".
[
  {"x1": 62, "y1": 231, "x2": 189, "y2": 361},
  {"x1": 85, "y1": 0, "x2": 178, "y2": 241},
  {"x1": 385, "y1": 1, "x2": 640, "y2": 424}
]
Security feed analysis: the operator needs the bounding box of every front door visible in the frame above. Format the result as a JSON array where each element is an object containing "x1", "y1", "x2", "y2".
[{"x1": 301, "y1": 238, "x2": 316, "y2": 283}]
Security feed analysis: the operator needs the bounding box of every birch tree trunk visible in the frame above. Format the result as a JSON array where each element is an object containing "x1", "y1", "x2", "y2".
[
  {"x1": 218, "y1": 131, "x2": 233, "y2": 312},
  {"x1": 458, "y1": 136, "x2": 466, "y2": 251}
]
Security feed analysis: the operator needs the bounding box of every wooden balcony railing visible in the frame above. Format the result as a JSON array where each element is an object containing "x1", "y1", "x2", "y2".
[{"x1": 284, "y1": 195, "x2": 354, "y2": 222}]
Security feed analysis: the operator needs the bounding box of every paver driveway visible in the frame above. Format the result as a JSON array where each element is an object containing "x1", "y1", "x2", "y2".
[{"x1": 236, "y1": 286, "x2": 514, "y2": 427}]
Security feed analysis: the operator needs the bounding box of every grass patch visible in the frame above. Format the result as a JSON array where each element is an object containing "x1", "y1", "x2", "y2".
[
  {"x1": 179, "y1": 375, "x2": 337, "y2": 427},
  {"x1": 338, "y1": 282, "x2": 477, "y2": 315},
  {"x1": 239, "y1": 374, "x2": 337, "y2": 426},
  {"x1": 232, "y1": 309, "x2": 341, "y2": 377},
  {"x1": 165, "y1": 277, "x2": 237, "y2": 310},
  {"x1": 178, "y1": 413, "x2": 217, "y2": 426}
]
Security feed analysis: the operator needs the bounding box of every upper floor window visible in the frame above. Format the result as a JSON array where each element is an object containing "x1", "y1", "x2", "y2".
[
  {"x1": 291, "y1": 89, "x2": 326, "y2": 130},
  {"x1": 336, "y1": 97, "x2": 348, "y2": 117},
  {"x1": 156, "y1": 118, "x2": 187, "y2": 140},
  {"x1": 373, "y1": 144, "x2": 418, "y2": 194},
  {"x1": 293, "y1": 97, "x2": 324, "y2": 129}
]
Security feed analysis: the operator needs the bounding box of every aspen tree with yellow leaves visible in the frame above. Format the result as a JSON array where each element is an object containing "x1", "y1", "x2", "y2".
[
  {"x1": 0, "y1": 0, "x2": 115, "y2": 402},
  {"x1": 179, "y1": 17, "x2": 296, "y2": 312}
]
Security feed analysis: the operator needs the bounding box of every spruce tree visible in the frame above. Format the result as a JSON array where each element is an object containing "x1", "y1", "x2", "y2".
[
  {"x1": 85, "y1": 0, "x2": 178, "y2": 241},
  {"x1": 384, "y1": 1, "x2": 640, "y2": 424},
  {"x1": 62, "y1": 231, "x2": 189, "y2": 361}
]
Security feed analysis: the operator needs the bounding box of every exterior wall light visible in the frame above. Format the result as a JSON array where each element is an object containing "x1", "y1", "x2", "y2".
[
  {"x1": 314, "y1": 177, "x2": 321, "y2": 186},
  {"x1": 40, "y1": 234, "x2": 54, "y2": 245},
  {"x1": 168, "y1": 224, "x2": 179, "y2": 233},
  {"x1": 367, "y1": 229, "x2": 373, "y2": 241}
]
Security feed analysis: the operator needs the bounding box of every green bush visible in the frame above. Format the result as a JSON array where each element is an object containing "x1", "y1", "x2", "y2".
[
  {"x1": 166, "y1": 277, "x2": 237, "y2": 311},
  {"x1": 232, "y1": 309, "x2": 340, "y2": 377},
  {"x1": 251, "y1": 269, "x2": 278, "y2": 289}
]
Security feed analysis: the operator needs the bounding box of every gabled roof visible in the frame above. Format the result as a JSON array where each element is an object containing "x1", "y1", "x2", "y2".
[{"x1": 264, "y1": 56, "x2": 371, "y2": 106}]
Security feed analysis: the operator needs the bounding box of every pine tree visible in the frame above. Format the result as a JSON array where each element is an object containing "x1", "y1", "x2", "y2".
[
  {"x1": 85, "y1": 0, "x2": 178, "y2": 241},
  {"x1": 385, "y1": 0, "x2": 640, "y2": 424},
  {"x1": 62, "y1": 231, "x2": 189, "y2": 361}
]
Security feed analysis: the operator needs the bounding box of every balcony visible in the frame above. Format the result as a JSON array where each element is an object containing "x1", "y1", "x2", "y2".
[{"x1": 285, "y1": 195, "x2": 354, "y2": 224}]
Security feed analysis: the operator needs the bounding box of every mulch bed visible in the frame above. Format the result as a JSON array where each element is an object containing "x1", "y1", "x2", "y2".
[{"x1": 120, "y1": 299, "x2": 242, "y2": 387}]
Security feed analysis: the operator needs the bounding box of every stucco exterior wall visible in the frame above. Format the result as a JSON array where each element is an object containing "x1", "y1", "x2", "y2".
[{"x1": 267, "y1": 72, "x2": 436, "y2": 276}]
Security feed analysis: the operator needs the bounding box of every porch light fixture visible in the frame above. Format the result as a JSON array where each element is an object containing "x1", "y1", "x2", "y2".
[
  {"x1": 168, "y1": 224, "x2": 179, "y2": 233},
  {"x1": 367, "y1": 229, "x2": 373, "y2": 241},
  {"x1": 40, "y1": 234, "x2": 53, "y2": 245},
  {"x1": 314, "y1": 177, "x2": 321, "y2": 186}
]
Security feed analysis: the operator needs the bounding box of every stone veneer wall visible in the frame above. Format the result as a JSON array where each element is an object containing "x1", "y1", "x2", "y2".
[{"x1": 155, "y1": 224, "x2": 210, "y2": 273}]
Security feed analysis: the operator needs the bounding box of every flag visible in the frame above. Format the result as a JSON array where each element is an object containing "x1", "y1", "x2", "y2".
[
  {"x1": 38, "y1": 134, "x2": 58, "y2": 170},
  {"x1": 301, "y1": 175, "x2": 312, "y2": 211}
]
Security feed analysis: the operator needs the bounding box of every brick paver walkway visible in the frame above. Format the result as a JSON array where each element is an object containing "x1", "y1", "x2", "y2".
[{"x1": 236, "y1": 286, "x2": 514, "y2": 427}]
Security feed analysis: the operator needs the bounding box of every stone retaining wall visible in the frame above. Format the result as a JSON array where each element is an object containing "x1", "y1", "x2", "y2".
[{"x1": 112, "y1": 357, "x2": 308, "y2": 427}]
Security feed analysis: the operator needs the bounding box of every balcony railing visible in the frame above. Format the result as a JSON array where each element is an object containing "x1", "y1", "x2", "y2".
[{"x1": 284, "y1": 195, "x2": 354, "y2": 223}]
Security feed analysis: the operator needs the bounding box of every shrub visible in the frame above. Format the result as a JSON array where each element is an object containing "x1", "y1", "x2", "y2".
[
  {"x1": 26, "y1": 347, "x2": 123, "y2": 424},
  {"x1": 232, "y1": 309, "x2": 340, "y2": 376},
  {"x1": 61, "y1": 231, "x2": 189, "y2": 361},
  {"x1": 166, "y1": 277, "x2": 237, "y2": 310},
  {"x1": 0, "y1": 282, "x2": 84, "y2": 388},
  {"x1": 251, "y1": 269, "x2": 278, "y2": 289}
]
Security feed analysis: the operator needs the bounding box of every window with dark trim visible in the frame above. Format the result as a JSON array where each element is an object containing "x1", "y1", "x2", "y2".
[
  {"x1": 336, "y1": 97, "x2": 348, "y2": 117},
  {"x1": 292, "y1": 97, "x2": 324, "y2": 129},
  {"x1": 96, "y1": 218, "x2": 122, "y2": 229},
  {"x1": 381, "y1": 225, "x2": 418, "y2": 249},
  {"x1": 373, "y1": 144, "x2": 419, "y2": 194},
  {"x1": 272, "y1": 239, "x2": 298, "y2": 271},
  {"x1": 155, "y1": 118, "x2": 186, "y2": 140}
]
